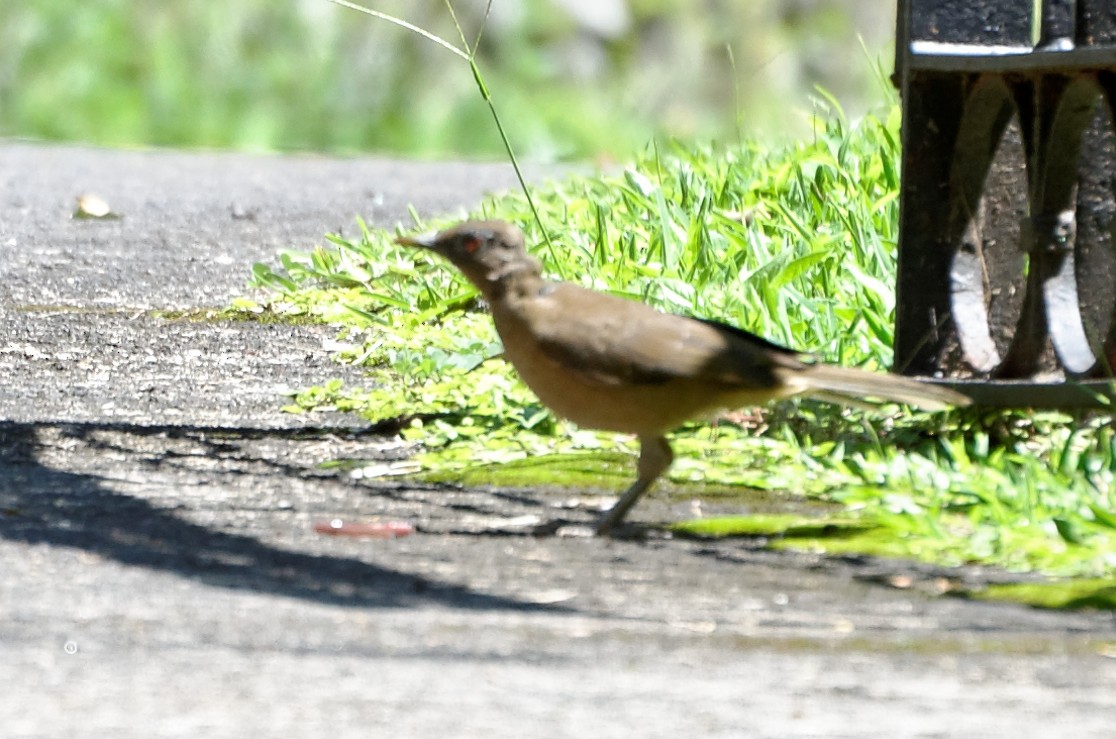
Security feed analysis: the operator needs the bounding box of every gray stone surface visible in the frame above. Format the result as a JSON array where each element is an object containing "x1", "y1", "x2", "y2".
[{"x1": 1, "y1": 142, "x2": 1114, "y2": 738}]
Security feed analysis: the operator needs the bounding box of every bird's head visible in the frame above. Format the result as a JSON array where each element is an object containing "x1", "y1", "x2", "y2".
[{"x1": 396, "y1": 220, "x2": 541, "y2": 298}]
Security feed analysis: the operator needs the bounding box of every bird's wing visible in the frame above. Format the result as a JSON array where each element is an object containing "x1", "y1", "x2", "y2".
[{"x1": 520, "y1": 282, "x2": 810, "y2": 390}]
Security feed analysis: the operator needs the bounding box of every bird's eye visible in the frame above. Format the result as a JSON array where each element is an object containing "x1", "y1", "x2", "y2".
[{"x1": 462, "y1": 235, "x2": 481, "y2": 253}]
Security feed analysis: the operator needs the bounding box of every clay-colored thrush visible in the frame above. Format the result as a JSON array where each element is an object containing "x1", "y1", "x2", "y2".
[{"x1": 397, "y1": 221, "x2": 970, "y2": 535}]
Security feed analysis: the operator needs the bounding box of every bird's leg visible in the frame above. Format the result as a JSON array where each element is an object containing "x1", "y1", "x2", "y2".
[{"x1": 594, "y1": 434, "x2": 673, "y2": 536}]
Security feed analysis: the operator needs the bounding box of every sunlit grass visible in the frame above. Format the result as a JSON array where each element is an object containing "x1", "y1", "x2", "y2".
[{"x1": 249, "y1": 104, "x2": 1116, "y2": 579}]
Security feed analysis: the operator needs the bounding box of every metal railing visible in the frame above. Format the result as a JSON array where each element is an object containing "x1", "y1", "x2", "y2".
[{"x1": 894, "y1": 0, "x2": 1116, "y2": 405}]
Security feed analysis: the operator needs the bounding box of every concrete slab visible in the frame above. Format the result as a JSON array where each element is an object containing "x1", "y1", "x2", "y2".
[{"x1": 1, "y1": 142, "x2": 1114, "y2": 738}]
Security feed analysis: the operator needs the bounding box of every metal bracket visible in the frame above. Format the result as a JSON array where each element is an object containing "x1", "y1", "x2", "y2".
[{"x1": 894, "y1": 0, "x2": 1116, "y2": 405}]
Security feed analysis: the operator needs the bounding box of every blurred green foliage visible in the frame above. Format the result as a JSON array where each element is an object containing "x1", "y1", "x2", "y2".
[{"x1": 0, "y1": 0, "x2": 893, "y2": 159}]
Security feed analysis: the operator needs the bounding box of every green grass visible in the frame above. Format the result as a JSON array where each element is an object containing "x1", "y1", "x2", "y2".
[
  {"x1": 247, "y1": 103, "x2": 1116, "y2": 583},
  {"x1": 1, "y1": 2, "x2": 892, "y2": 159},
  {"x1": 0, "y1": 1, "x2": 649, "y2": 157},
  {"x1": 972, "y1": 579, "x2": 1116, "y2": 611}
]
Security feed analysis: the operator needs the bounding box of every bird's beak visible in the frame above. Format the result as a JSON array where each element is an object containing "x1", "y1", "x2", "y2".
[{"x1": 395, "y1": 231, "x2": 439, "y2": 250}]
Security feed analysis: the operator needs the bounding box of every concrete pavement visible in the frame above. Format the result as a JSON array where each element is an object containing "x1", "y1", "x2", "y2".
[{"x1": 1, "y1": 142, "x2": 1114, "y2": 738}]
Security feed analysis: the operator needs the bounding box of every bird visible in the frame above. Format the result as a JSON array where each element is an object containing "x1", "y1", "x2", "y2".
[{"x1": 396, "y1": 220, "x2": 970, "y2": 535}]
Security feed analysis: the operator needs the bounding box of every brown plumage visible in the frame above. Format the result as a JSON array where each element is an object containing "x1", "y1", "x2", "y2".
[{"x1": 398, "y1": 220, "x2": 970, "y2": 535}]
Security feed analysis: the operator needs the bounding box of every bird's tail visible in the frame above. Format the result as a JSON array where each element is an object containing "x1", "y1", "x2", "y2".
[{"x1": 793, "y1": 364, "x2": 970, "y2": 410}]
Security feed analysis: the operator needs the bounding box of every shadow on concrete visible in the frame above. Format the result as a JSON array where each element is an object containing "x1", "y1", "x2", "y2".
[{"x1": 0, "y1": 420, "x2": 560, "y2": 613}]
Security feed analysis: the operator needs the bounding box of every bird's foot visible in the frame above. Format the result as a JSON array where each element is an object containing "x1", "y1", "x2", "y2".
[
  {"x1": 592, "y1": 521, "x2": 650, "y2": 540},
  {"x1": 528, "y1": 519, "x2": 593, "y2": 537},
  {"x1": 526, "y1": 518, "x2": 647, "y2": 539}
]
